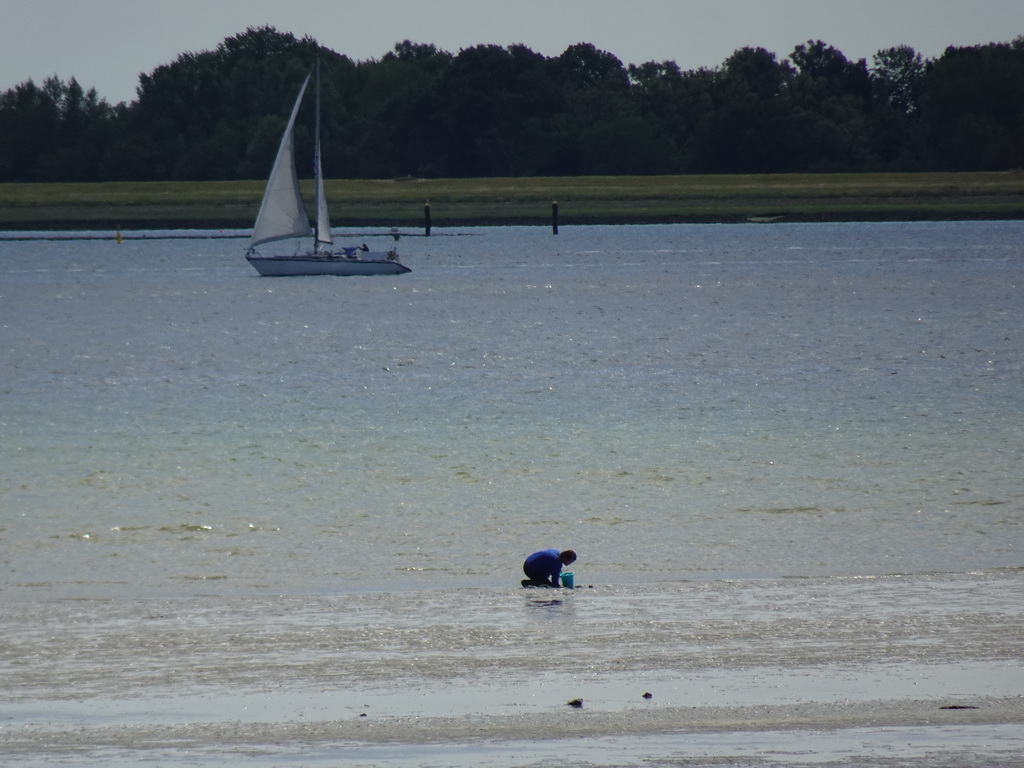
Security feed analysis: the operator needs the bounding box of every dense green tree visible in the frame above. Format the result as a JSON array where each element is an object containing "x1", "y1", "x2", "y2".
[
  {"x1": 542, "y1": 43, "x2": 638, "y2": 174},
  {"x1": 914, "y1": 39, "x2": 1024, "y2": 170},
  {"x1": 126, "y1": 27, "x2": 323, "y2": 180},
  {"x1": 688, "y1": 48, "x2": 801, "y2": 173},
  {"x1": 788, "y1": 41, "x2": 874, "y2": 171},
  {"x1": 420, "y1": 43, "x2": 557, "y2": 176},
  {"x1": 0, "y1": 75, "x2": 117, "y2": 181},
  {"x1": 872, "y1": 45, "x2": 926, "y2": 115},
  {"x1": 346, "y1": 42, "x2": 452, "y2": 177},
  {"x1": 2, "y1": 27, "x2": 1024, "y2": 181},
  {"x1": 861, "y1": 46, "x2": 927, "y2": 169}
]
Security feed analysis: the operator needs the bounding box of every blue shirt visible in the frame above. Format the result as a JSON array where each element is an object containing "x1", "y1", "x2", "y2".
[{"x1": 524, "y1": 549, "x2": 562, "y2": 585}]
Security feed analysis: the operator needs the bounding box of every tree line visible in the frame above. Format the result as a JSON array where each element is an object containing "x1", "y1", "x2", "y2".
[{"x1": 2, "y1": 26, "x2": 1023, "y2": 182}]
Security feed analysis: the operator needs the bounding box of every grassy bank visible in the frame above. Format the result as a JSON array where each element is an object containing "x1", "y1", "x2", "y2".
[{"x1": 2, "y1": 172, "x2": 1024, "y2": 231}]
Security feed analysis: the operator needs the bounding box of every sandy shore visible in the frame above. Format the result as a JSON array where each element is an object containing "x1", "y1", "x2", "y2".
[
  {"x1": 4, "y1": 704, "x2": 1022, "y2": 768},
  {"x1": 3, "y1": 573, "x2": 1022, "y2": 766}
]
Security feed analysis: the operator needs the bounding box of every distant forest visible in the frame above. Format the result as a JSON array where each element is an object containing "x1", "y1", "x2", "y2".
[{"x1": 2, "y1": 26, "x2": 1023, "y2": 182}]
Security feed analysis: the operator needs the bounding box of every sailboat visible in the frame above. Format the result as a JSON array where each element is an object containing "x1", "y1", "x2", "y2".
[{"x1": 245, "y1": 63, "x2": 411, "y2": 277}]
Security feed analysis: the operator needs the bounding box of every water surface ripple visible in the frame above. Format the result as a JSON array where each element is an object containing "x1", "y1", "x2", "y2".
[{"x1": 1, "y1": 222, "x2": 1022, "y2": 766}]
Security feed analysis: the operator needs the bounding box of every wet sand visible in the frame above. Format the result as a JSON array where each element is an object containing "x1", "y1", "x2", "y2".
[{"x1": 3, "y1": 572, "x2": 1022, "y2": 766}]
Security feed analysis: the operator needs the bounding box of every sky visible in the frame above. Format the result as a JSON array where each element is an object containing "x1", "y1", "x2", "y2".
[{"x1": 3, "y1": 0, "x2": 1024, "y2": 105}]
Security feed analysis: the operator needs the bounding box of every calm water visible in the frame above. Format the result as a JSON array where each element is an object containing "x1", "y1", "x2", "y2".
[
  {"x1": 2, "y1": 222, "x2": 1021, "y2": 598},
  {"x1": 1, "y1": 222, "x2": 1022, "y2": 766}
]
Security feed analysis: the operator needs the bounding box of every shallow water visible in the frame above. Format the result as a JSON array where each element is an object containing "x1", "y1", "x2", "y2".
[
  {"x1": 2, "y1": 575, "x2": 1022, "y2": 766},
  {"x1": 1, "y1": 222, "x2": 1022, "y2": 765},
  {"x1": 2, "y1": 222, "x2": 1022, "y2": 598}
]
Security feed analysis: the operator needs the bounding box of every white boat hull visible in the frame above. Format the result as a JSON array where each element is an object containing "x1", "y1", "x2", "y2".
[{"x1": 246, "y1": 252, "x2": 411, "y2": 277}]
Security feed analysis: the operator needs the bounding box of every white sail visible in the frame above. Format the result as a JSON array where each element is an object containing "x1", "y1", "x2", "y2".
[
  {"x1": 313, "y1": 61, "x2": 332, "y2": 248},
  {"x1": 311, "y1": 59, "x2": 331, "y2": 249},
  {"x1": 314, "y1": 153, "x2": 332, "y2": 247},
  {"x1": 248, "y1": 73, "x2": 313, "y2": 252}
]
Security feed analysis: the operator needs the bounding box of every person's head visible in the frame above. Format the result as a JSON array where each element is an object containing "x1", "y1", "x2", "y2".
[{"x1": 560, "y1": 550, "x2": 577, "y2": 565}]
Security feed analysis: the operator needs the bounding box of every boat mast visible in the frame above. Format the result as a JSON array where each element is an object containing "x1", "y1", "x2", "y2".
[
  {"x1": 312, "y1": 57, "x2": 333, "y2": 253},
  {"x1": 313, "y1": 58, "x2": 322, "y2": 251}
]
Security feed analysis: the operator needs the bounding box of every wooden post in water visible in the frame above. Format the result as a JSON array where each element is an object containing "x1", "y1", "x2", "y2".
[
  {"x1": 424, "y1": 201, "x2": 431, "y2": 236},
  {"x1": 552, "y1": 201, "x2": 559, "y2": 234}
]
